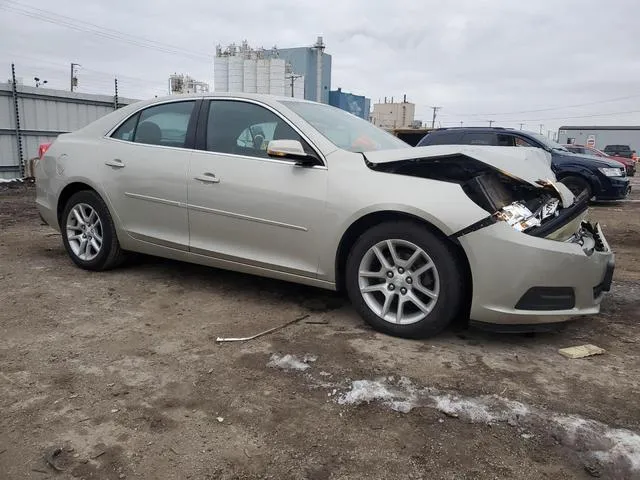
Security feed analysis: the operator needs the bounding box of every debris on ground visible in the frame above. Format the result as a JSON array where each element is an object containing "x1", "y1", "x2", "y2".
[
  {"x1": 215, "y1": 314, "x2": 310, "y2": 343},
  {"x1": 44, "y1": 446, "x2": 65, "y2": 471},
  {"x1": 558, "y1": 344, "x2": 606, "y2": 359},
  {"x1": 268, "y1": 353, "x2": 317, "y2": 371}
]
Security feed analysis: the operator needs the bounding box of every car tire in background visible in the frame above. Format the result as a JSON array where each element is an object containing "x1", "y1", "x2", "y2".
[
  {"x1": 559, "y1": 175, "x2": 593, "y2": 200},
  {"x1": 345, "y1": 221, "x2": 464, "y2": 339},
  {"x1": 61, "y1": 190, "x2": 125, "y2": 271}
]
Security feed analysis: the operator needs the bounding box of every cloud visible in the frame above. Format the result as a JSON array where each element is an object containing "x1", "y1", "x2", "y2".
[{"x1": 1, "y1": 0, "x2": 639, "y2": 132}]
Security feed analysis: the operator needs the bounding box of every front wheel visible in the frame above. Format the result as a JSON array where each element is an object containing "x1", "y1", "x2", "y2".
[
  {"x1": 560, "y1": 175, "x2": 592, "y2": 200},
  {"x1": 345, "y1": 221, "x2": 464, "y2": 339},
  {"x1": 61, "y1": 190, "x2": 125, "y2": 271}
]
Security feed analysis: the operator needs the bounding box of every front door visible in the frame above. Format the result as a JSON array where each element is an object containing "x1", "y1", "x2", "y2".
[
  {"x1": 99, "y1": 100, "x2": 196, "y2": 250},
  {"x1": 187, "y1": 99, "x2": 327, "y2": 277}
]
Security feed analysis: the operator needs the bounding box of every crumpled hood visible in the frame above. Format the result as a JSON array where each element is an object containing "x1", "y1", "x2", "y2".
[{"x1": 364, "y1": 145, "x2": 555, "y2": 187}]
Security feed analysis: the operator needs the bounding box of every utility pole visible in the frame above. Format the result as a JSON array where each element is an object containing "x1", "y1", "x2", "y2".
[
  {"x1": 114, "y1": 78, "x2": 119, "y2": 110},
  {"x1": 70, "y1": 63, "x2": 80, "y2": 92},
  {"x1": 488, "y1": 120, "x2": 494, "y2": 127},
  {"x1": 459, "y1": 121, "x2": 463, "y2": 127},
  {"x1": 547, "y1": 130, "x2": 552, "y2": 139},
  {"x1": 430, "y1": 106, "x2": 441, "y2": 128},
  {"x1": 286, "y1": 73, "x2": 303, "y2": 98},
  {"x1": 519, "y1": 123, "x2": 525, "y2": 130},
  {"x1": 539, "y1": 124, "x2": 544, "y2": 134}
]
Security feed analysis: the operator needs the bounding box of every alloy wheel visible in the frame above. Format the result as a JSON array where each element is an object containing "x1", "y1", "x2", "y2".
[
  {"x1": 358, "y1": 239, "x2": 440, "y2": 325},
  {"x1": 66, "y1": 203, "x2": 103, "y2": 261}
]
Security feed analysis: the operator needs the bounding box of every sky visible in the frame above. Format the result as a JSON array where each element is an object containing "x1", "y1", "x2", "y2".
[{"x1": 1, "y1": 0, "x2": 640, "y2": 135}]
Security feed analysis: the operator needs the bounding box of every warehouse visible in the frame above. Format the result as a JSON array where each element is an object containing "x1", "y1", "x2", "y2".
[{"x1": 557, "y1": 125, "x2": 640, "y2": 152}]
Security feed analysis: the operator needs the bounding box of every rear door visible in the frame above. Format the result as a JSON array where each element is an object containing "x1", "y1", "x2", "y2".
[
  {"x1": 100, "y1": 100, "x2": 198, "y2": 250},
  {"x1": 187, "y1": 99, "x2": 328, "y2": 277}
]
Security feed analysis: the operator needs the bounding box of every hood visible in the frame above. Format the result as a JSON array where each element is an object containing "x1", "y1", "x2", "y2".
[
  {"x1": 563, "y1": 152, "x2": 626, "y2": 169},
  {"x1": 364, "y1": 145, "x2": 555, "y2": 187}
]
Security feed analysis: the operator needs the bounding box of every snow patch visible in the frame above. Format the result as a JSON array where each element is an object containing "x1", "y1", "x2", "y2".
[
  {"x1": 267, "y1": 353, "x2": 315, "y2": 371},
  {"x1": 337, "y1": 378, "x2": 420, "y2": 413},
  {"x1": 334, "y1": 377, "x2": 640, "y2": 475}
]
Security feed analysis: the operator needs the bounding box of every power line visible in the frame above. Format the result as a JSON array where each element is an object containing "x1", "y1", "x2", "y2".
[
  {"x1": 0, "y1": 0, "x2": 211, "y2": 61},
  {"x1": 448, "y1": 93, "x2": 640, "y2": 118}
]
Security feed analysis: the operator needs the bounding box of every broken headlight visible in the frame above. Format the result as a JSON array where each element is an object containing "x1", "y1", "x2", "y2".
[{"x1": 496, "y1": 197, "x2": 560, "y2": 232}]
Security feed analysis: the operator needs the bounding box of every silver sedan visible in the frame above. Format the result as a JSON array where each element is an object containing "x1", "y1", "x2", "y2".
[{"x1": 35, "y1": 94, "x2": 614, "y2": 338}]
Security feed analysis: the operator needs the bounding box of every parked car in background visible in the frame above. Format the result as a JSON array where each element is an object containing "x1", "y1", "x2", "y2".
[
  {"x1": 564, "y1": 144, "x2": 636, "y2": 176},
  {"x1": 418, "y1": 128, "x2": 631, "y2": 200},
  {"x1": 35, "y1": 95, "x2": 614, "y2": 338},
  {"x1": 603, "y1": 144, "x2": 633, "y2": 158}
]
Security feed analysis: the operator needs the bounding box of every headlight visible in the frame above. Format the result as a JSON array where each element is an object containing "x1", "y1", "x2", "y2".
[{"x1": 598, "y1": 167, "x2": 624, "y2": 177}]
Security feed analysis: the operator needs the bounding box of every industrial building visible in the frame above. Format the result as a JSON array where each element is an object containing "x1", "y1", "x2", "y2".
[
  {"x1": 168, "y1": 74, "x2": 209, "y2": 95},
  {"x1": 329, "y1": 88, "x2": 371, "y2": 120},
  {"x1": 213, "y1": 42, "x2": 304, "y2": 98},
  {"x1": 213, "y1": 37, "x2": 330, "y2": 103},
  {"x1": 274, "y1": 37, "x2": 331, "y2": 103},
  {"x1": 557, "y1": 126, "x2": 640, "y2": 152},
  {"x1": 370, "y1": 96, "x2": 416, "y2": 129}
]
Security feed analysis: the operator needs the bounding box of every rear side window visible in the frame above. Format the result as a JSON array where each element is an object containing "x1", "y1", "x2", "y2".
[
  {"x1": 111, "y1": 113, "x2": 139, "y2": 141},
  {"x1": 461, "y1": 132, "x2": 496, "y2": 145},
  {"x1": 418, "y1": 131, "x2": 462, "y2": 146},
  {"x1": 111, "y1": 101, "x2": 195, "y2": 148}
]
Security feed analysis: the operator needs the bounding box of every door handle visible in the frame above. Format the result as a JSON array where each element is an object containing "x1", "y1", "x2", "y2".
[
  {"x1": 105, "y1": 159, "x2": 125, "y2": 168},
  {"x1": 194, "y1": 173, "x2": 220, "y2": 184}
]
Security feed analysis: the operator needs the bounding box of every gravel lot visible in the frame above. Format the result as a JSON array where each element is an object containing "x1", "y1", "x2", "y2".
[{"x1": 1, "y1": 180, "x2": 639, "y2": 480}]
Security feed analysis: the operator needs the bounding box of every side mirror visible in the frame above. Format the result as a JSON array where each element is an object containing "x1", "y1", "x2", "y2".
[{"x1": 267, "y1": 139, "x2": 318, "y2": 167}]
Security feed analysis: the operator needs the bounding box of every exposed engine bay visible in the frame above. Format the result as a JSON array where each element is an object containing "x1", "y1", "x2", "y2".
[{"x1": 365, "y1": 153, "x2": 604, "y2": 251}]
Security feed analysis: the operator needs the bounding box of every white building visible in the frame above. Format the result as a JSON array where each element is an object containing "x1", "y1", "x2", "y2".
[
  {"x1": 370, "y1": 97, "x2": 416, "y2": 129},
  {"x1": 169, "y1": 74, "x2": 209, "y2": 95},
  {"x1": 213, "y1": 42, "x2": 304, "y2": 98}
]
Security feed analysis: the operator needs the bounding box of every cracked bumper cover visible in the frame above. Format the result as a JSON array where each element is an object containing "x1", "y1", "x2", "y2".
[{"x1": 458, "y1": 220, "x2": 614, "y2": 325}]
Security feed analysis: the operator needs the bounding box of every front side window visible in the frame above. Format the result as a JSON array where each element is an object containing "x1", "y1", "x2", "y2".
[
  {"x1": 206, "y1": 100, "x2": 310, "y2": 159},
  {"x1": 111, "y1": 101, "x2": 195, "y2": 148},
  {"x1": 514, "y1": 136, "x2": 536, "y2": 148}
]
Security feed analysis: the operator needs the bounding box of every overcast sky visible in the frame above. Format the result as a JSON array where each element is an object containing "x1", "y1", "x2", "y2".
[{"x1": 1, "y1": 0, "x2": 640, "y2": 134}]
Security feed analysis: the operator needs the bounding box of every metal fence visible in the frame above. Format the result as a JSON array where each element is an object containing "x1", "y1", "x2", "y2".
[{"x1": 0, "y1": 66, "x2": 138, "y2": 179}]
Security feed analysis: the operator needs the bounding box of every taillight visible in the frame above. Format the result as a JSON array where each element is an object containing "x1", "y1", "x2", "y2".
[{"x1": 38, "y1": 143, "x2": 52, "y2": 159}]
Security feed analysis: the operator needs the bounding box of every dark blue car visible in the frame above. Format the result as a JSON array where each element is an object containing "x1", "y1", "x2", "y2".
[{"x1": 417, "y1": 128, "x2": 631, "y2": 200}]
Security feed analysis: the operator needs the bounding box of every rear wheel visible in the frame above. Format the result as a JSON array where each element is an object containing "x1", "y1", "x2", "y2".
[
  {"x1": 560, "y1": 175, "x2": 592, "y2": 200},
  {"x1": 61, "y1": 190, "x2": 125, "y2": 271},
  {"x1": 345, "y1": 221, "x2": 464, "y2": 338}
]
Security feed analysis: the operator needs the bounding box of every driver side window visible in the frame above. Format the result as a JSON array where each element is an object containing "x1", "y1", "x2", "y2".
[
  {"x1": 514, "y1": 136, "x2": 535, "y2": 148},
  {"x1": 206, "y1": 100, "x2": 310, "y2": 159}
]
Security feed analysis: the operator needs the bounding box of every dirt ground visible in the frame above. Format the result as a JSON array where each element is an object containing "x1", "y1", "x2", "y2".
[{"x1": 1, "y1": 179, "x2": 639, "y2": 480}]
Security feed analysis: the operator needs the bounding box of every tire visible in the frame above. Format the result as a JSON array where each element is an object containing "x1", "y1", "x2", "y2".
[
  {"x1": 60, "y1": 190, "x2": 125, "y2": 271},
  {"x1": 345, "y1": 221, "x2": 464, "y2": 339},
  {"x1": 560, "y1": 175, "x2": 592, "y2": 200}
]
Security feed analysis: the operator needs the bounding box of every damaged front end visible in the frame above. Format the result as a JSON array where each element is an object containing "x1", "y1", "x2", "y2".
[{"x1": 365, "y1": 152, "x2": 606, "y2": 254}]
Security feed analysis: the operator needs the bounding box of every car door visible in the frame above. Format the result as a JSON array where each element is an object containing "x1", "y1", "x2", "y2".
[
  {"x1": 187, "y1": 99, "x2": 328, "y2": 277},
  {"x1": 100, "y1": 100, "x2": 197, "y2": 250}
]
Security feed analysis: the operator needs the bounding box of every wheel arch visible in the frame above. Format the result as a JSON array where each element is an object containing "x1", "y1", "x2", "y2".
[
  {"x1": 57, "y1": 181, "x2": 101, "y2": 226},
  {"x1": 334, "y1": 211, "x2": 472, "y2": 320}
]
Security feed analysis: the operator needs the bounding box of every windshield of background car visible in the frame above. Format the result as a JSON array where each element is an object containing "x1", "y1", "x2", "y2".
[
  {"x1": 281, "y1": 101, "x2": 408, "y2": 153},
  {"x1": 526, "y1": 131, "x2": 569, "y2": 152}
]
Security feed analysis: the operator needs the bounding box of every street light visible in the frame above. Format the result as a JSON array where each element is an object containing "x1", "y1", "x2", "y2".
[{"x1": 34, "y1": 77, "x2": 48, "y2": 87}]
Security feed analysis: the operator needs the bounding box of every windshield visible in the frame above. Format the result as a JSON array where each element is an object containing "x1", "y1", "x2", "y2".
[
  {"x1": 525, "y1": 131, "x2": 569, "y2": 152},
  {"x1": 281, "y1": 101, "x2": 408, "y2": 153}
]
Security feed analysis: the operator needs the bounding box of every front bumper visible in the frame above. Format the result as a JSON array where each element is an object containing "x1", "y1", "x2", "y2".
[
  {"x1": 459, "y1": 221, "x2": 614, "y2": 325},
  {"x1": 596, "y1": 176, "x2": 631, "y2": 200}
]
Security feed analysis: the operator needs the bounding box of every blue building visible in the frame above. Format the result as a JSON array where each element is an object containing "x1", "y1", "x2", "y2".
[
  {"x1": 329, "y1": 88, "x2": 371, "y2": 120},
  {"x1": 274, "y1": 37, "x2": 332, "y2": 104}
]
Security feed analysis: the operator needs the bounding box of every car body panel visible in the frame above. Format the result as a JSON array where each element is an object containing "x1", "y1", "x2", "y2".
[
  {"x1": 35, "y1": 94, "x2": 615, "y2": 328},
  {"x1": 564, "y1": 144, "x2": 636, "y2": 176},
  {"x1": 187, "y1": 149, "x2": 328, "y2": 277}
]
